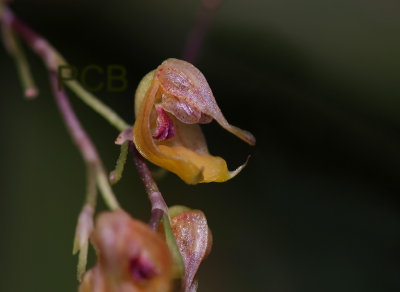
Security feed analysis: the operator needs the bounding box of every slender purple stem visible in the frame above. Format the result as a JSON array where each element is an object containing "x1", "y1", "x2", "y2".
[
  {"x1": 50, "y1": 71, "x2": 120, "y2": 210},
  {"x1": 3, "y1": 7, "x2": 120, "y2": 210},
  {"x1": 130, "y1": 142, "x2": 169, "y2": 230},
  {"x1": 182, "y1": 0, "x2": 222, "y2": 64},
  {"x1": 3, "y1": 8, "x2": 100, "y2": 165},
  {"x1": 3, "y1": 9, "x2": 40, "y2": 46},
  {"x1": 49, "y1": 72, "x2": 100, "y2": 164},
  {"x1": 3, "y1": 7, "x2": 62, "y2": 71},
  {"x1": 148, "y1": 209, "x2": 165, "y2": 231}
]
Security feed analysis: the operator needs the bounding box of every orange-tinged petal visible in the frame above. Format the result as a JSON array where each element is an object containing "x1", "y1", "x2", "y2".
[
  {"x1": 134, "y1": 77, "x2": 200, "y2": 184},
  {"x1": 158, "y1": 145, "x2": 245, "y2": 183},
  {"x1": 134, "y1": 70, "x2": 155, "y2": 118}
]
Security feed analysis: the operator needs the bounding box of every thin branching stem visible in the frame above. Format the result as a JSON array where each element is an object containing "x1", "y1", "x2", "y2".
[
  {"x1": 1, "y1": 25, "x2": 38, "y2": 98},
  {"x1": 182, "y1": 0, "x2": 222, "y2": 63},
  {"x1": 130, "y1": 142, "x2": 185, "y2": 276},
  {"x1": 85, "y1": 163, "x2": 98, "y2": 208},
  {"x1": 49, "y1": 72, "x2": 120, "y2": 210},
  {"x1": 3, "y1": 6, "x2": 130, "y2": 131},
  {"x1": 65, "y1": 80, "x2": 130, "y2": 131},
  {"x1": 2, "y1": 6, "x2": 125, "y2": 210},
  {"x1": 95, "y1": 165, "x2": 120, "y2": 210},
  {"x1": 130, "y1": 142, "x2": 169, "y2": 230}
]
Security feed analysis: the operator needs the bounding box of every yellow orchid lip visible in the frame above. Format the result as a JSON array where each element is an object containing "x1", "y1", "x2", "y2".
[{"x1": 133, "y1": 58, "x2": 255, "y2": 184}]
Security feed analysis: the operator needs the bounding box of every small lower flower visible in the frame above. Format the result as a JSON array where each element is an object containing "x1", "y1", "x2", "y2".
[{"x1": 79, "y1": 210, "x2": 173, "y2": 292}]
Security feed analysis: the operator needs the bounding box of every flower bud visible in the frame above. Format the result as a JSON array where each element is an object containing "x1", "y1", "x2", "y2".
[
  {"x1": 168, "y1": 206, "x2": 212, "y2": 292},
  {"x1": 79, "y1": 210, "x2": 173, "y2": 292}
]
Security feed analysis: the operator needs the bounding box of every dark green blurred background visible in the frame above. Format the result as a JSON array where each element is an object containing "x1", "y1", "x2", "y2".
[{"x1": 1, "y1": 0, "x2": 400, "y2": 291}]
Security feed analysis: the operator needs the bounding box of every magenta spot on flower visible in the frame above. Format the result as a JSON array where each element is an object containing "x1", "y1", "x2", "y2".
[
  {"x1": 130, "y1": 254, "x2": 157, "y2": 281},
  {"x1": 152, "y1": 105, "x2": 174, "y2": 141}
]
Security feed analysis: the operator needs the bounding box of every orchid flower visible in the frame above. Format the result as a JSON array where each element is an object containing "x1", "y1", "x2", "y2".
[{"x1": 133, "y1": 58, "x2": 256, "y2": 184}]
